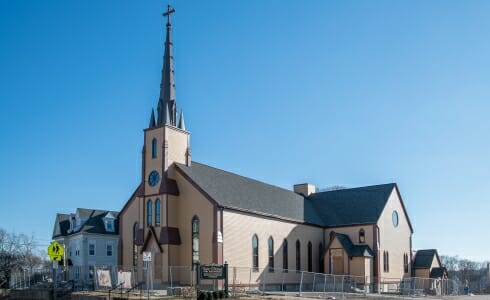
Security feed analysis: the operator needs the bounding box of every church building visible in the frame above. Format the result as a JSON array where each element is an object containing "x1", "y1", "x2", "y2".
[{"x1": 119, "y1": 6, "x2": 420, "y2": 289}]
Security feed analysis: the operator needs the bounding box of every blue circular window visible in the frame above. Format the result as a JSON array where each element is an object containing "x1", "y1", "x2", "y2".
[{"x1": 392, "y1": 210, "x2": 399, "y2": 227}]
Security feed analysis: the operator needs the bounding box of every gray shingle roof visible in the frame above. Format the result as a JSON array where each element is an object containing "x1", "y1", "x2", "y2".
[
  {"x1": 308, "y1": 183, "x2": 396, "y2": 227},
  {"x1": 334, "y1": 233, "x2": 374, "y2": 257},
  {"x1": 175, "y1": 162, "x2": 324, "y2": 225},
  {"x1": 176, "y1": 162, "x2": 402, "y2": 228},
  {"x1": 413, "y1": 249, "x2": 439, "y2": 269},
  {"x1": 52, "y1": 209, "x2": 119, "y2": 238}
]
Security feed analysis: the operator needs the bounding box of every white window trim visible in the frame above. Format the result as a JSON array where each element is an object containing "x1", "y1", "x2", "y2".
[
  {"x1": 105, "y1": 219, "x2": 115, "y2": 232},
  {"x1": 106, "y1": 242, "x2": 113, "y2": 257},
  {"x1": 88, "y1": 240, "x2": 96, "y2": 256}
]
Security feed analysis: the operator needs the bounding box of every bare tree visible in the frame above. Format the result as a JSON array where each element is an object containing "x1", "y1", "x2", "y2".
[{"x1": 0, "y1": 228, "x2": 44, "y2": 288}]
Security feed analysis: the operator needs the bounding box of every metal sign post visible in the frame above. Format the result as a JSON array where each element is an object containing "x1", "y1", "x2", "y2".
[
  {"x1": 48, "y1": 241, "x2": 64, "y2": 300},
  {"x1": 143, "y1": 252, "x2": 152, "y2": 300}
]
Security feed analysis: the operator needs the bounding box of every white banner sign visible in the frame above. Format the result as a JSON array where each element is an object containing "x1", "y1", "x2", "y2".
[{"x1": 143, "y1": 251, "x2": 152, "y2": 262}]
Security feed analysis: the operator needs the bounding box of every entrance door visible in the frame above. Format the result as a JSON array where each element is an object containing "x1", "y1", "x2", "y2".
[{"x1": 331, "y1": 249, "x2": 344, "y2": 274}]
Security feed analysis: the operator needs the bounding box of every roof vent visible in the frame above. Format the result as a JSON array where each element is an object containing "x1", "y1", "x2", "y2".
[{"x1": 293, "y1": 183, "x2": 316, "y2": 197}]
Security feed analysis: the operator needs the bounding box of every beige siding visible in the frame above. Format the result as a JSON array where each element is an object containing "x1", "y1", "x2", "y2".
[
  {"x1": 377, "y1": 189, "x2": 412, "y2": 280},
  {"x1": 223, "y1": 210, "x2": 323, "y2": 283}
]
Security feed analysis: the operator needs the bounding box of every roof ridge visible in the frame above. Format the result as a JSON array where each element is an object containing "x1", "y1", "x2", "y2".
[
  {"x1": 176, "y1": 161, "x2": 304, "y2": 198},
  {"x1": 311, "y1": 183, "x2": 396, "y2": 196}
]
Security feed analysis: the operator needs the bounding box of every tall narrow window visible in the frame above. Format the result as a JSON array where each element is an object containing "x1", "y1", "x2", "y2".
[
  {"x1": 155, "y1": 199, "x2": 161, "y2": 226},
  {"x1": 296, "y1": 240, "x2": 301, "y2": 272},
  {"x1": 106, "y1": 243, "x2": 113, "y2": 256},
  {"x1": 283, "y1": 239, "x2": 288, "y2": 272},
  {"x1": 383, "y1": 251, "x2": 386, "y2": 272},
  {"x1": 152, "y1": 138, "x2": 157, "y2": 158},
  {"x1": 192, "y1": 216, "x2": 200, "y2": 267},
  {"x1": 319, "y1": 243, "x2": 324, "y2": 273},
  {"x1": 88, "y1": 242, "x2": 95, "y2": 256},
  {"x1": 307, "y1": 241, "x2": 313, "y2": 272},
  {"x1": 359, "y1": 228, "x2": 365, "y2": 243},
  {"x1": 133, "y1": 222, "x2": 139, "y2": 267},
  {"x1": 268, "y1": 237, "x2": 274, "y2": 272},
  {"x1": 404, "y1": 253, "x2": 409, "y2": 273},
  {"x1": 383, "y1": 251, "x2": 390, "y2": 272},
  {"x1": 147, "y1": 199, "x2": 152, "y2": 226},
  {"x1": 252, "y1": 234, "x2": 259, "y2": 271}
]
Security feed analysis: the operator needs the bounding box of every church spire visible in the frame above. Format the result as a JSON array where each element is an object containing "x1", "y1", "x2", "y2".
[
  {"x1": 157, "y1": 4, "x2": 177, "y2": 126},
  {"x1": 178, "y1": 111, "x2": 185, "y2": 130},
  {"x1": 149, "y1": 109, "x2": 156, "y2": 128}
]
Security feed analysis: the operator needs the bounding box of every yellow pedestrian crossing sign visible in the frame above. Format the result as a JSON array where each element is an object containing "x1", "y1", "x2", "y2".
[{"x1": 48, "y1": 241, "x2": 64, "y2": 262}]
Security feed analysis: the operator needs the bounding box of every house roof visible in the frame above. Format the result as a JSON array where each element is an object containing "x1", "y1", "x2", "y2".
[
  {"x1": 308, "y1": 183, "x2": 397, "y2": 227},
  {"x1": 430, "y1": 267, "x2": 447, "y2": 278},
  {"x1": 175, "y1": 162, "x2": 324, "y2": 225},
  {"x1": 52, "y1": 208, "x2": 120, "y2": 238},
  {"x1": 333, "y1": 233, "x2": 374, "y2": 257},
  {"x1": 413, "y1": 249, "x2": 440, "y2": 269}
]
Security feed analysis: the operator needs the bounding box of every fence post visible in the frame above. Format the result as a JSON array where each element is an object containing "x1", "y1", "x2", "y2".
[
  {"x1": 262, "y1": 268, "x2": 266, "y2": 295},
  {"x1": 323, "y1": 274, "x2": 327, "y2": 295},
  {"x1": 169, "y1": 266, "x2": 173, "y2": 295},
  {"x1": 281, "y1": 270, "x2": 285, "y2": 292},
  {"x1": 299, "y1": 271, "x2": 304, "y2": 297},
  {"x1": 312, "y1": 273, "x2": 316, "y2": 292},
  {"x1": 248, "y1": 267, "x2": 252, "y2": 292},
  {"x1": 341, "y1": 275, "x2": 344, "y2": 299},
  {"x1": 232, "y1": 267, "x2": 236, "y2": 296}
]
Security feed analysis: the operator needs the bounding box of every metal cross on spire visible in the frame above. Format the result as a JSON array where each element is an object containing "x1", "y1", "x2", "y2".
[{"x1": 163, "y1": 4, "x2": 176, "y2": 26}]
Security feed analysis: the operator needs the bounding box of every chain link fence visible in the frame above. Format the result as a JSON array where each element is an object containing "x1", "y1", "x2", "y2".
[{"x1": 9, "y1": 265, "x2": 463, "y2": 298}]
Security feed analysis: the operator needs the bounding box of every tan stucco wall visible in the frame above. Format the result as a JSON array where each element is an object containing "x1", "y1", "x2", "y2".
[
  {"x1": 223, "y1": 210, "x2": 323, "y2": 285},
  {"x1": 174, "y1": 169, "x2": 215, "y2": 266},
  {"x1": 120, "y1": 194, "x2": 142, "y2": 267},
  {"x1": 145, "y1": 127, "x2": 164, "y2": 195},
  {"x1": 350, "y1": 257, "x2": 365, "y2": 278},
  {"x1": 377, "y1": 189, "x2": 412, "y2": 280},
  {"x1": 325, "y1": 225, "x2": 374, "y2": 250},
  {"x1": 144, "y1": 125, "x2": 189, "y2": 195},
  {"x1": 414, "y1": 269, "x2": 430, "y2": 279}
]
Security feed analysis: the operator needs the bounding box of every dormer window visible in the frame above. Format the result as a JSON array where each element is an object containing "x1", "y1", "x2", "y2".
[
  {"x1": 105, "y1": 220, "x2": 114, "y2": 232},
  {"x1": 104, "y1": 212, "x2": 116, "y2": 232},
  {"x1": 69, "y1": 218, "x2": 74, "y2": 233}
]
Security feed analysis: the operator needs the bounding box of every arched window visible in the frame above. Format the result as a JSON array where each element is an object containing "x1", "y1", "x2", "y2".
[
  {"x1": 152, "y1": 138, "x2": 157, "y2": 158},
  {"x1": 155, "y1": 199, "x2": 161, "y2": 226},
  {"x1": 133, "y1": 222, "x2": 139, "y2": 266},
  {"x1": 147, "y1": 199, "x2": 152, "y2": 226},
  {"x1": 283, "y1": 239, "x2": 288, "y2": 272},
  {"x1": 192, "y1": 216, "x2": 199, "y2": 267},
  {"x1": 359, "y1": 228, "x2": 365, "y2": 243},
  {"x1": 268, "y1": 237, "x2": 274, "y2": 272},
  {"x1": 319, "y1": 243, "x2": 324, "y2": 273},
  {"x1": 307, "y1": 241, "x2": 313, "y2": 272},
  {"x1": 295, "y1": 240, "x2": 301, "y2": 272},
  {"x1": 252, "y1": 234, "x2": 259, "y2": 271}
]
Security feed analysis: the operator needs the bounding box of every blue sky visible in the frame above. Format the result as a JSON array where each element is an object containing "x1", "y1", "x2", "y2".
[{"x1": 1, "y1": 0, "x2": 489, "y2": 261}]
